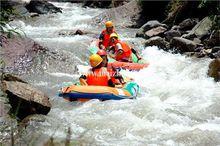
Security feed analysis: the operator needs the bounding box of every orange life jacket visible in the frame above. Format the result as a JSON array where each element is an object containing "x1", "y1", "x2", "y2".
[
  {"x1": 101, "y1": 29, "x2": 115, "y2": 48},
  {"x1": 86, "y1": 67, "x2": 110, "y2": 86},
  {"x1": 113, "y1": 40, "x2": 132, "y2": 62}
]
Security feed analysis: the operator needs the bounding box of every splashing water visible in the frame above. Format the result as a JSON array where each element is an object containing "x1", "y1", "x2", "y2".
[{"x1": 8, "y1": 2, "x2": 220, "y2": 146}]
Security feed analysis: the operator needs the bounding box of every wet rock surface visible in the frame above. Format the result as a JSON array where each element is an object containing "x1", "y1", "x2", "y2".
[
  {"x1": 170, "y1": 37, "x2": 197, "y2": 53},
  {"x1": 1, "y1": 35, "x2": 47, "y2": 74},
  {"x1": 145, "y1": 36, "x2": 169, "y2": 50},
  {"x1": 2, "y1": 74, "x2": 51, "y2": 120}
]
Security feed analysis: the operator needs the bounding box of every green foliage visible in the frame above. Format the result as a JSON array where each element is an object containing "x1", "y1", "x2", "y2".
[
  {"x1": 0, "y1": 7, "x2": 17, "y2": 22},
  {"x1": 166, "y1": 0, "x2": 183, "y2": 14},
  {"x1": 198, "y1": 0, "x2": 208, "y2": 8},
  {"x1": 0, "y1": 21, "x2": 25, "y2": 38},
  {"x1": 0, "y1": 7, "x2": 25, "y2": 38},
  {"x1": 198, "y1": 0, "x2": 220, "y2": 15},
  {"x1": 0, "y1": 21, "x2": 26, "y2": 38}
]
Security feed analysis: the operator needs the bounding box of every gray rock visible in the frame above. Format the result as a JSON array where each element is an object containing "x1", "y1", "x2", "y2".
[
  {"x1": 194, "y1": 49, "x2": 207, "y2": 58},
  {"x1": 73, "y1": 29, "x2": 84, "y2": 35},
  {"x1": 145, "y1": 26, "x2": 167, "y2": 39},
  {"x1": 193, "y1": 38, "x2": 201, "y2": 44},
  {"x1": 184, "y1": 17, "x2": 213, "y2": 39},
  {"x1": 25, "y1": 0, "x2": 62, "y2": 14},
  {"x1": 181, "y1": 33, "x2": 197, "y2": 40},
  {"x1": 171, "y1": 25, "x2": 180, "y2": 31},
  {"x1": 3, "y1": 80, "x2": 51, "y2": 120},
  {"x1": 208, "y1": 47, "x2": 220, "y2": 59},
  {"x1": 145, "y1": 36, "x2": 169, "y2": 49},
  {"x1": 164, "y1": 29, "x2": 181, "y2": 41},
  {"x1": 208, "y1": 59, "x2": 220, "y2": 82},
  {"x1": 13, "y1": 4, "x2": 30, "y2": 17},
  {"x1": 1, "y1": 35, "x2": 47, "y2": 74},
  {"x1": 204, "y1": 30, "x2": 220, "y2": 47},
  {"x1": 170, "y1": 37, "x2": 197, "y2": 53},
  {"x1": 212, "y1": 46, "x2": 220, "y2": 53},
  {"x1": 179, "y1": 18, "x2": 198, "y2": 31},
  {"x1": 94, "y1": 0, "x2": 141, "y2": 28},
  {"x1": 136, "y1": 20, "x2": 168, "y2": 38}
]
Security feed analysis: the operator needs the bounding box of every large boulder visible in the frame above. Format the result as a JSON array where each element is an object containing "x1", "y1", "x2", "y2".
[
  {"x1": 1, "y1": 35, "x2": 47, "y2": 74},
  {"x1": 164, "y1": 29, "x2": 181, "y2": 41},
  {"x1": 170, "y1": 37, "x2": 197, "y2": 53},
  {"x1": 136, "y1": 20, "x2": 168, "y2": 38},
  {"x1": 25, "y1": 0, "x2": 62, "y2": 14},
  {"x1": 178, "y1": 18, "x2": 198, "y2": 31},
  {"x1": 2, "y1": 74, "x2": 51, "y2": 120},
  {"x1": 204, "y1": 30, "x2": 220, "y2": 47},
  {"x1": 208, "y1": 59, "x2": 220, "y2": 82},
  {"x1": 145, "y1": 36, "x2": 169, "y2": 50},
  {"x1": 144, "y1": 26, "x2": 167, "y2": 39},
  {"x1": 93, "y1": 0, "x2": 141, "y2": 27},
  {"x1": 183, "y1": 17, "x2": 213, "y2": 39}
]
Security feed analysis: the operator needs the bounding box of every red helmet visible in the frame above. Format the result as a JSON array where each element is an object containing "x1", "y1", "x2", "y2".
[{"x1": 97, "y1": 50, "x2": 107, "y2": 56}]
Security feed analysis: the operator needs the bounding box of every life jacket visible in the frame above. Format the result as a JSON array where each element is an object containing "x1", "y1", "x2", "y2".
[
  {"x1": 101, "y1": 29, "x2": 116, "y2": 48},
  {"x1": 113, "y1": 40, "x2": 132, "y2": 62},
  {"x1": 86, "y1": 67, "x2": 110, "y2": 86}
]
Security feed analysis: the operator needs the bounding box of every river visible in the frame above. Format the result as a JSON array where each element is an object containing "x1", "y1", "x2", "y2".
[{"x1": 9, "y1": 2, "x2": 220, "y2": 146}]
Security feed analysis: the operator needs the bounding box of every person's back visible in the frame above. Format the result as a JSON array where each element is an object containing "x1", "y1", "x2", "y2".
[
  {"x1": 79, "y1": 54, "x2": 114, "y2": 87},
  {"x1": 87, "y1": 67, "x2": 110, "y2": 86}
]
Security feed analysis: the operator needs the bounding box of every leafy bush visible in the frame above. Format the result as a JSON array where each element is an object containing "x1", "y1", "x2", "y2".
[{"x1": 0, "y1": 8, "x2": 25, "y2": 38}]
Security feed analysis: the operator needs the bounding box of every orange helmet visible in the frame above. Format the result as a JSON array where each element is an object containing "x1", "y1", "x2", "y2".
[
  {"x1": 97, "y1": 50, "x2": 107, "y2": 56},
  {"x1": 89, "y1": 54, "x2": 103, "y2": 67},
  {"x1": 105, "y1": 21, "x2": 113, "y2": 28}
]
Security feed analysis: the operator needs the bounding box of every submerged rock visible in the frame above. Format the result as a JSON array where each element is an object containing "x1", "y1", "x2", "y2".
[
  {"x1": 208, "y1": 59, "x2": 220, "y2": 82},
  {"x1": 2, "y1": 75, "x2": 51, "y2": 120}
]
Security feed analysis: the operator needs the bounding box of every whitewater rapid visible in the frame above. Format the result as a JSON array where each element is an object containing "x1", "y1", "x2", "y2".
[{"x1": 9, "y1": 2, "x2": 220, "y2": 146}]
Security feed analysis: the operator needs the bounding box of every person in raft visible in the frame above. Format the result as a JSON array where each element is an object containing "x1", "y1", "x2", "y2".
[
  {"x1": 108, "y1": 33, "x2": 142, "y2": 62},
  {"x1": 98, "y1": 21, "x2": 117, "y2": 50},
  {"x1": 79, "y1": 54, "x2": 125, "y2": 87},
  {"x1": 96, "y1": 50, "x2": 126, "y2": 85}
]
